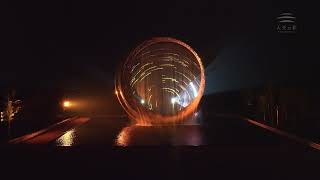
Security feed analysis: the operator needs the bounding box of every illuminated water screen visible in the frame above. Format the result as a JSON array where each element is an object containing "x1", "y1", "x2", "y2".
[{"x1": 115, "y1": 37, "x2": 205, "y2": 125}]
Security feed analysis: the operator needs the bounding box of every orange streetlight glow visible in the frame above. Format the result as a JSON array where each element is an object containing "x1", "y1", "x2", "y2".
[{"x1": 63, "y1": 101, "x2": 71, "y2": 108}]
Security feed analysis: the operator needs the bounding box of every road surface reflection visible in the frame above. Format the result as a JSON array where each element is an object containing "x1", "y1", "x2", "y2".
[
  {"x1": 116, "y1": 125, "x2": 206, "y2": 146},
  {"x1": 56, "y1": 129, "x2": 76, "y2": 146}
]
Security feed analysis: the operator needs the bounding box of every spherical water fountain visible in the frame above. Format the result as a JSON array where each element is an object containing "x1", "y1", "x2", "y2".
[{"x1": 115, "y1": 37, "x2": 205, "y2": 125}]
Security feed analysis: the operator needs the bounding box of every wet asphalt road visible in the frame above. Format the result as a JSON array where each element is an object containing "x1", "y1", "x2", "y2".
[
  {"x1": 2, "y1": 115, "x2": 320, "y2": 179},
  {"x1": 50, "y1": 115, "x2": 309, "y2": 149}
]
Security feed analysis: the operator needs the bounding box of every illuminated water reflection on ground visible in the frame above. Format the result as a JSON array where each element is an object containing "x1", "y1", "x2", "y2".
[
  {"x1": 56, "y1": 129, "x2": 76, "y2": 146},
  {"x1": 116, "y1": 125, "x2": 206, "y2": 147}
]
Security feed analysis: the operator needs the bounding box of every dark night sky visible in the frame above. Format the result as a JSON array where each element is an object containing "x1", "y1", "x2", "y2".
[{"x1": 1, "y1": 0, "x2": 318, "y2": 106}]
